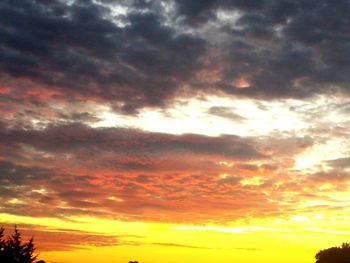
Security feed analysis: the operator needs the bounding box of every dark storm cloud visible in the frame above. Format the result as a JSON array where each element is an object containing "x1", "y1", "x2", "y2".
[
  {"x1": 0, "y1": 0, "x2": 350, "y2": 109},
  {"x1": 174, "y1": 0, "x2": 265, "y2": 25},
  {"x1": 0, "y1": 123, "x2": 264, "y2": 163},
  {"x1": 0, "y1": 160, "x2": 49, "y2": 187},
  {"x1": 177, "y1": 0, "x2": 350, "y2": 99},
  {"x1": 2, "y1": 0, "x2": 350, "y2": 110},
  {"x1": 0, "y1": 0, "x2": 206, "y2": 113}
]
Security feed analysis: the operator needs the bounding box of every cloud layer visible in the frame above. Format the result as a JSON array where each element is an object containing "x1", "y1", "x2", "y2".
[
  {"x1": 0, "y1": 120, "x2": 324, "y2": 223},
  {"x1": 2, "y1": 0, "x2": 350, "y2": 114}
]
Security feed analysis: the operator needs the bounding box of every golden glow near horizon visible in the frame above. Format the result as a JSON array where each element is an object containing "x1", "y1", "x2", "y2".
[
  {"x1": 3, "y1": 93, "x2": 350, "y2": 262},
  {"x1": 3, "y1": 211, "x2": 350, "y2": 263}
]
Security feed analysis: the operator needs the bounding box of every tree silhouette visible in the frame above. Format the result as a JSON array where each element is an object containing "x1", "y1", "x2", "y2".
[
  {"x1": 0, "y1": 226, "x2": 39, "y2": 263},
  {"x1": 316, "y1": 243, "x2": 350, "y2": 263}
]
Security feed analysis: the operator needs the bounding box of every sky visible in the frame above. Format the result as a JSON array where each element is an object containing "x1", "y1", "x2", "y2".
[{"x1": 1, "y1": 0, "x2": 350, "y2": 262}]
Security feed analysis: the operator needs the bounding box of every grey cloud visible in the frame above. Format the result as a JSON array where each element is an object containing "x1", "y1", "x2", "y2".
[
  {"x1": 0, "y1": 122, "x2": 315, "y2": 221},
  {"x1": 0, "y1": 123, "x2": 265, "y2": 163},
  {"x1": 0, "y1": 160, "x2": 50, "y2": 187},
  {"x1": 208, "y1": 106, "x2": 245, "y2": 121},
  {"x1": 327, "y1": 157, "x2": 350, "y2": 169},
  {"x1": 0, "y1": 0, "x2": 207, "y2": 113},
  {"x1": 309, "y1": 170, "x2": 350, "y2": 184},
  {"x1": 1, "y1": 0, "x2": 350, "y2": 113}
]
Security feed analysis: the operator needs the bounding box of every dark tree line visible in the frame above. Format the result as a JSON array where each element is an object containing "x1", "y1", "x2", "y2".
[
  {"x1": 0, "y1": 226, "x2": 44, "y2": 263},
  {"x1": 315, "y1": 243, "x2": 350, "y2": 263}
]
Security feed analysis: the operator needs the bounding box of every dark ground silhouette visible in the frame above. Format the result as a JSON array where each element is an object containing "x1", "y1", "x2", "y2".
[
  {"x1": 0, "y1": 226, "x2": 44, "y2": 263},
  {"x1": 315, "y1": 243, "x2": 350, "y2": 263}
]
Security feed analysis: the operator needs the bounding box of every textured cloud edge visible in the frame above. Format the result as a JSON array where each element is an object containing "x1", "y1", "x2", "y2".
[
  {"x1": 2, "y1": 0, "x2": 350, "y2": 114},
  {"x1": 0, "y1": 223, "x2": 120, "y2": 251},
  {"x1": 0, "y1": 112, "x2": 349, "y2": 224}
]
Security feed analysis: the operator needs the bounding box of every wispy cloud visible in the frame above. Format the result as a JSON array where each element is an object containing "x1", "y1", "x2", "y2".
[{"x1": 171, "y1": 226, "x2": 279, "y2": 234}]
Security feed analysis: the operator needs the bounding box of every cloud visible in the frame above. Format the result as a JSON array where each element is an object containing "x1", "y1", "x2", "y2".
[
  {"x1": 0, "y1": 223, "x2": 120, "y2": 251},
  {"x1": 207, "y1": 106, "x2": 245, "y2": 121},
  {"x1": 0, "y1": 122, "x2": 316, "y2": 222},
  {"x1": 171, "y1": 225, "x2": 277, "y2": 233},
  {"x1": 1, "y1": 0, "x2": 350, "y2": 116},
  {"x1": 0, "y1": 0, "x2": 207, "y2": 113},
  {"x1": 327, "y1": 157, "x2": 350, "y2": 169},
  {"x1": 0, "y1": 123, "x2": 266, "y2": 169},
  {"x1": 177, "y1": 0, "x2": 350, "y2": 99},
  {"x1": 1, "y1": 0, "x2": 350, "y2": 227},
  {"x1": 150, "y1": 242, "x2": 208, "y2": 249}
]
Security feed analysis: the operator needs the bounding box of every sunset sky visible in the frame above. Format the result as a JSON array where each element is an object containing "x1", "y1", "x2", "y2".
[{"x1": 1, "y1": 0, "x2": 350, "y2": 262}]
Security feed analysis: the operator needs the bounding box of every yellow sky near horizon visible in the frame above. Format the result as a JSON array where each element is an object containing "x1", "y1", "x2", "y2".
[{"x1": 2, "y1": 211, "x2": 350, "y2": 263}]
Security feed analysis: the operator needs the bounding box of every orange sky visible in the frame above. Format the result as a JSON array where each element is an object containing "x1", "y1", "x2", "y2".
[{"x1": 2, "y1": 94, "x2": 350, "y2": 263}]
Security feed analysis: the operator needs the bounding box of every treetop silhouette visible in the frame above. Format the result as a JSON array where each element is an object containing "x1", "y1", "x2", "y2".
[
  {"x1": 0, "y1": 226, "x2": 44, "y2": 263},
  {"x1": 316, "y1": 243, "x2": 350, "y2": 263}
]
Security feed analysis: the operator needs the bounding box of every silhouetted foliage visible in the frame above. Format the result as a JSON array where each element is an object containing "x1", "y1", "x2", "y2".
[
  {"x1": 129, "y1": 261, "x2": 138, "y2": 263},
  {"x1": 316, "y1": 243, "x2": 350, "y2": 263},
  {"x1": 0, "y1": 226, "x2": 38, "y2": 263}
]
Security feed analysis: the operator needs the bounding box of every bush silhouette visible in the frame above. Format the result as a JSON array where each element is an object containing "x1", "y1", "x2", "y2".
[
  {"x1": 316, "y1": 243, "x2": 350, "y2": 263},
  {"x1": 0, "y1": 226, "x2": 41, "y2": 263}
]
